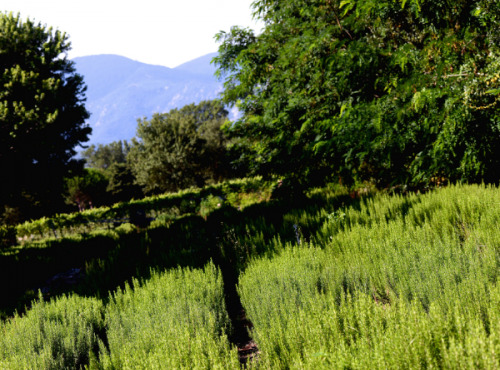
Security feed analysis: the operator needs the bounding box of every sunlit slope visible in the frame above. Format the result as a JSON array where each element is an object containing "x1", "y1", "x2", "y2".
[
  {"x1": 239, "y1": 184, "x2": 500, "y2": 368},
  {"x1": 2, "y1": 184, "x2": 500, "y2": 368}
]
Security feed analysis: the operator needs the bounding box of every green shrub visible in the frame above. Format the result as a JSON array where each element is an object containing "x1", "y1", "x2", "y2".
[
  {"x1": 238, "y1": 184, "x2": 500, "y2": 368},
  {"x1": 100, "y1": 262, "x2": 238, "y2": 368},
  {"x1": 0, "y1": 294, "x2": 105, "y2": 369},
  {"x1": 13, "y1": 177, "x2": 270, "y2": 242},
  {"x1": 113, "y1": 222, "x2": 136, "y2": 234},
  {"x1": 199, "y1": 194, "x2": 226, "y2": 219}
]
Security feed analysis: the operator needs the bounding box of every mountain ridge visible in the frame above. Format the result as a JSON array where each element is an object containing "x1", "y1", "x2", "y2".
[{"x1": 72, "y1": 52, "x2": 223, "y2": 145}]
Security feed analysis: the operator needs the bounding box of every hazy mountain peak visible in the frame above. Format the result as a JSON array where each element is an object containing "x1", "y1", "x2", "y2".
[
  {"x1": 72, "y1": 53, "x2": 223, "y2": 145},
  {"x1": 174, "y1": 52, "x2": 218, "y2": 75}
]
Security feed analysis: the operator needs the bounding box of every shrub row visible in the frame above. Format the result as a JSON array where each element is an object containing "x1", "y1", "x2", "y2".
[
  {"x1": 0, "y1": 294, "x2": 105, "y2": 369},
  {"x1": 13, "y1": 177, "x2": 270, "y2": 242},
  {"x1": 0, "y1": 263, "x2": 238, "y2": 369},
  {"x1": 0, "y1": 213, "x2": 217, "y2": 319},
  {"x1": 238, "y1": 184, "x2": 500, "y2": 368},
  {"x1": 100, "y1": 262, "x2": 238, "y2": 368}
]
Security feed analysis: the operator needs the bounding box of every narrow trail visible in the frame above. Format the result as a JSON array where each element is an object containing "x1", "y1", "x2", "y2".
[
  {"x1": 217, "y1": 258, "x2": 259, "y2": 366},
  {"x1": 208, "y1": 218, "x2": 259, "y2": 367},
  {"x1": 206, "y1": 210, "x2": 261, "y2": 366},
  {"x1": 234, "y1": 308, "x2": 259, "y2": 365}
]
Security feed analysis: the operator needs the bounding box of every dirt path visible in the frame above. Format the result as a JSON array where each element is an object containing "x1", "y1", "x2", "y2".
[
  {"x1": 210, "y1": 238, "x2": 259, "y2": 366},
  {"x1": 217, "y1": 264, "x2": 259, "y2": 366},
  {"x1": 234, "y1": 309, "x2": 259, "y2": 365}
]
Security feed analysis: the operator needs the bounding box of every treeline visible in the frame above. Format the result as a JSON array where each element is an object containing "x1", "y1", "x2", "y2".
[
  {"x1": 1, "y1": 13, "x2": 243, "y2": 226},
  {"x1": 67, "y1": 100, "x2": 238, "y2": 211}
]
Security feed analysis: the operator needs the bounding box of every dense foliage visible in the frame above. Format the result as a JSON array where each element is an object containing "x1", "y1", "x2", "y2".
[
  {"x1": 81, "y1": 140, "x2": 131, "y2": 172},
  {"x1": 100, "y1": 263, "x2": 238, "y2": 368},
  {"x1": 239, "y1": 184, "x2": 500, "y2": 367},
  {"x1": 80, "y1": 141, "x2": 144, "y2": 205},
  {"x1": 0, "y1": 265, "x2": 238, "y2": 369},
  {"x1": 0, "y1": 295, "x2": 105, "y2": 369},
  {"x1": 3, "y1": 2, "x2": 500, "y2": 367},
  {"x1": 214, "y1": 0, "x2": 500, "y2": 188},
  {"x1": 105, "y1": 163, "x2": 144, "y2": 203},
  {"x1": 13, "y1": 177, "x2": 270, "y2": 242},
  {"x1": 64, "y1": 168, "x2": 109, "y2": 211},
  {"x1": 0, "y1": 13, "x2": 90, "y2": 223},
  {"x1": 128, "y1": 100, "x2": 232, "y2": 194}
]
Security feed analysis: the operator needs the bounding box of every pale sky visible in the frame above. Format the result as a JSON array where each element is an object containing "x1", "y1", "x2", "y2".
[{"x1": 1, "y1": 0, "x2": 262, "y2": 68}]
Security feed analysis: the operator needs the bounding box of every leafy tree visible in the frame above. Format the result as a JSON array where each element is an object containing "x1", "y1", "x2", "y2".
[
  {"x1": 106, "y1": 163, "x2": 143, "y2": 203},
  {"x1": 0, "y1": 13, "x2": 91, "y2": 222},
  {"x1": 214, "y1": 0, "x2": 500, "y2": 189},
  {"x1": 81, "y1": 140, "x2": 131, "y2": 173},
  {"x1": 82, "y1": 141, "x2": 144, "y2": 203},
  {"x1": 127, "y1": 100, "x2": 230, "y2": 194},
  {"x1": 64, "y1": 168, "x2": 109, "y2": 211}
]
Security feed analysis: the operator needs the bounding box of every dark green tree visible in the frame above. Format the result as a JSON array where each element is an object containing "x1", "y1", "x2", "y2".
[
  {"x1": 214, "y1": 0, "x2": 500, "y2": 189},
  {"x1": 127, "y1": 100, "x2": 230, "y2": 194},
  {"x1": 64, "y1": 168, "x2": 109, "y2": 211},
  {"x1": 106, "y1": 163, "x2": 143, "y2": 203},
  {"x1": 0, "y1": 13, "x2": 91, "y2": 223},
  {"x1": 81, "y1": 140, "x2": 131, "y2": 173},
  {"x1": 82, "y1": 141, "x2": 144, "y2": 203}
]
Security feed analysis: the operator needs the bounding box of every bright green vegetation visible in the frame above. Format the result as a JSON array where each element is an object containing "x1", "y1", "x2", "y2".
[
  {"x1": 0, "y1": 295, "x2": 105, "y2": 369},
  {"x1": 100, "y1": 263, "x2": 238, "y2": 369},
  {"x1": 1, "y1": 263, "x2": 237, "y2": 369},
  {"x1": 4, "y1": 0, "x2": 499, "y2": 225},
  {"x1": 238, "y1": 184, "x2": 500, "y2": 368},
  {"x1": 2, "y1": 183, "x2": 500, "y2": 368},
  {"x1": 3, "y1": 1, "x2": 500, "y2": 367},
  {"x1": 215, "y1": 0, "x2": 500, "y2": 188},
  {"x1": 0, "y1": 177, "x2": 273, "y2": 321}
]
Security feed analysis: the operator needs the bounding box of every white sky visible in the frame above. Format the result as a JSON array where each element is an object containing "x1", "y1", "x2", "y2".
[{"x1": 1, "y1": 0, "x2": 262, "y2": 68}]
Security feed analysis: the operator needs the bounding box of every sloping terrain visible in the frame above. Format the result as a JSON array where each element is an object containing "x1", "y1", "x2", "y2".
[{"x1": 4, "y1": 183, "x2": 499, "y2": 367}]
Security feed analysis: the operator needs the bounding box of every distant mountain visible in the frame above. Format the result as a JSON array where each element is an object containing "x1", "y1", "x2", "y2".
[{"x1": 72, "y1": 53, "x2": 224, "y2": 145}]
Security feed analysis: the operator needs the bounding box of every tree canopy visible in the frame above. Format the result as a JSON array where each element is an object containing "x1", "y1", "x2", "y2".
[
  {"x1": 0, "y1": 13, "x2": 90, "y2": 223},
  {"x1": 214, "y1": 0, "x2": 500, "y2": 189},
  {"x1": 81, "y1": 140, "x2": 131, "y2": 173},
  {"x1": 127, "y1": 100, "x2": 230, "y2": 194},
  {"x1": 81, "y1": 141, "x2": 142, "y2": 203},
  {"x1": 64, "y1": 168, "x2": 109, "y2": 211}
]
